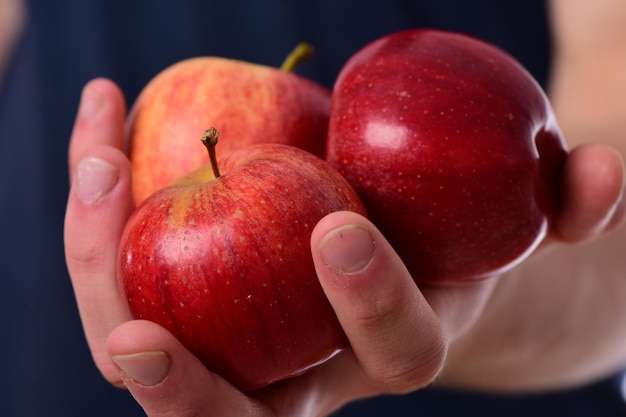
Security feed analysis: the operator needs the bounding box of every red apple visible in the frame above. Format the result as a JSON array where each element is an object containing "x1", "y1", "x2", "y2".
[
  {"x1": 118, "y1": 129, "x2": 366, "y2": 391},
  {"x1": 327, "y1": 29, "x2": 567, "y2": 284},
  {"x1": 127, "y1": 44, "x2": 331, "y2": 206}
]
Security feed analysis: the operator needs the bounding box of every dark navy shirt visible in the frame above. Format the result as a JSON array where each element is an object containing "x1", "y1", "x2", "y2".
[{"x1": 1, "y1": 1, "x2": 624, "y2": 416}]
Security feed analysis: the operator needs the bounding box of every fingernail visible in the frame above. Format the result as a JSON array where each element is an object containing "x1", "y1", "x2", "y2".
[
  {"x1": 111, "y1": 351, "x2": 170, "y2": 387},
  {"x1": 79, "y1": 87, "x2": 106, "y2": 120},
  {"x1": 75, "y1": 157, "x2": 119, "y2": 203},
  {"x1": 319, "y1": 225, "x2": 375, "y2": 273}
]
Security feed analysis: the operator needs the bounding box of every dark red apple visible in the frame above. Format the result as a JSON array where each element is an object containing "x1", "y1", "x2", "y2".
[
  {"x1": 327, "y1": 29, "x2": 567, "y2": 284},
  {"x1": 118, "y1": 129, "x2": 366, "y2": 391}
]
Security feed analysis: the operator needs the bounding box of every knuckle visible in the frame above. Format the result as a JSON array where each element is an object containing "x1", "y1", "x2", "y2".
[
  {"x1": 66, "y1": 247, "x2": 106, "y2": 274},
  {"x1": 377, "y1": 337, "x2": 447, "y2": 393},
  {"x1": 354, "y1": 289, "x2": 411, "y2": 330},
  {"x1": 65, "y1": 229, "x2": 113, "y2": 276},
  {"x1": 352, "y1": 290, "x2": 448, "y2": 393}
]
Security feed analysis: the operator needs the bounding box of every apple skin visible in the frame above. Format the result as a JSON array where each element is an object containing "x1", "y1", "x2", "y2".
[
  {"x1": 118, "y1": 142, "x2": 367, "y2": 391},
  {"x1": 327, "y1": 29, "x2": 567, "y2": 284},
  {"x1": 127, "y1": 56, "x2": 331, "y2": 206}
]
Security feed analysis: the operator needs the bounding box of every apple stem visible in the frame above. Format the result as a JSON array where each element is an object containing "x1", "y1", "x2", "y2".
[
  {"x1": 280, "y1": 42, "x2": 315, "y2": 72},
  {"x1": 201, "y1": 127, "x2": 221, "y2": 178}
]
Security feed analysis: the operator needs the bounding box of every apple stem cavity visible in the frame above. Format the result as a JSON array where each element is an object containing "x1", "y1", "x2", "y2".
[
  {"x1": 280, "y1": 42, "x2": 315, "y2": 72},
  {"x1": 201, "y1": 127, "x2": 222, "y2": 178}
]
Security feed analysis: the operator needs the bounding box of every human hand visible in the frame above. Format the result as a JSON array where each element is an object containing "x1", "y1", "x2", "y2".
[
  {"x1": 64, "y1": 74, "x2": 624, "y2": 415},
  {"x1": 64, "y1": 78, "x2": 457, "y2": 417}
]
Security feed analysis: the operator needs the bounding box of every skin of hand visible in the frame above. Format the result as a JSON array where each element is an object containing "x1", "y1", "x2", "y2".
[{"x1": 438, "y1": 0, "x2": 626, "y2": 392}]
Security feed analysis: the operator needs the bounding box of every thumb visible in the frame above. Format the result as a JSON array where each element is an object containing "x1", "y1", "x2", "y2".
[{"x1": 311, "y1": 211, "x2": 447, "y2": 393}]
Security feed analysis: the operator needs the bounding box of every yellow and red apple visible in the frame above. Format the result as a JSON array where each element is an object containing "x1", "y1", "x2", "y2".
[{"x1": 127, "y1": 45, "x2": 331, "y2": 205}]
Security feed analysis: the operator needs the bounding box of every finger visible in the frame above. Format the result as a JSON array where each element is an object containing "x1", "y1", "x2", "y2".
[
  {"x1": 311, "y1": 211, "x2": 447, "y2": 394},
  {"x1": 107, "y1": 320, "x2": 266, "y2": 417},
  {"x1": 556, "y1": 143, "x2": 625, "y2": 242},
  {"x1": 64, "y1": 81, "x2": 134, "y2": 385},
  {"x1": 68, "y1": 78, "x2": 127, "y2": 179}
]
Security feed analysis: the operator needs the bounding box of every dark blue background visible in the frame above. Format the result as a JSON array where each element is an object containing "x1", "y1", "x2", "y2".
[{"x1": 1, "y1": 1, "x2": 624, "y2": 415}]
